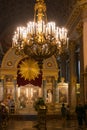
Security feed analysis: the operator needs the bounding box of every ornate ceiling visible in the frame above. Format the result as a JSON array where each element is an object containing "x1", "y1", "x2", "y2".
[{"x1": 0, "y1": 0, "x2": 76, "y2": 64}]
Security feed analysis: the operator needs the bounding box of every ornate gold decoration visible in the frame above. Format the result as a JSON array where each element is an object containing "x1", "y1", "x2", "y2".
[
  {"x1": 7, "y1": 61, "x2": 12, "y2": 66},
  {"x1": 76, "y1": 21, "x2": 83, "y2": 36},
  {"x1": 19, "y1": 59, "x2": 40, "y2": 80},
  {"x1": 66, "y1": 0, "x2": 87, "y2": 33},
  {"x1": 77, "y1": 0, "x2": 87, "y2": 9},
  {"x1": 47, "y1": 62, "x2": 52, "y2": 67}
]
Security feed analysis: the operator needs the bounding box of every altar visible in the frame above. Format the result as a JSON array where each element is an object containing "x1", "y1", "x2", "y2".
[{"x1": 16, "y1": 84, "x2": 41, "y2": 114}]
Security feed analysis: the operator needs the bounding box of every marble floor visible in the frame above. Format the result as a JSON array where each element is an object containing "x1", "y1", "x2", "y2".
[
  {"x1": 1, "y1": 118, "x2": 87, "y2": 130},
  {"x1": 1, "y1": 107, "x2": 87, "y2": 130}
]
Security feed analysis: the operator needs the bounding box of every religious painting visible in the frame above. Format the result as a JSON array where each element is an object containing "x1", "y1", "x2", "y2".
[
  {"x1": 58, "y1": 83, "x2": 68, "y2": 103},
  {"x1": 47, "y1": 89, "x2": 53, "y2": 103}
]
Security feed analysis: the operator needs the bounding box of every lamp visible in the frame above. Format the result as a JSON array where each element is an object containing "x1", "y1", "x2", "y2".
[{"x1": 12, "y1": 0, "x2": 68, "y2": 68}]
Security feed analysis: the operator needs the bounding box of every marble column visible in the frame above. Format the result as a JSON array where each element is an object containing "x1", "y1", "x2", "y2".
[
  {"x1": 81, "y1": 5, "x2": 87, "y2": 103},
  {"x1": 1, "y1": 76, "x2": 5, "y2": 100},
  {"x1": 53, "y1": 78, "x2": 58, "y2": 103},
  {"x1": 69, "y1": 41, "x2": 77, "y2": 107},
  {"x1": 60, "y1": 53, "x2": 67, "y2": 81},
  {"x1": 13, "y1": 76, "x2": 17, "y2": 102},
  {"x1": 42, "y1": 77, "x2": 47, "y2": 102}
]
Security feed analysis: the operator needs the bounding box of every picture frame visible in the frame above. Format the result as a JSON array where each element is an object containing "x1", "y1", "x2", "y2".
[{"x1": 58, "y1": 82, "x2": 68, "y2": 103}]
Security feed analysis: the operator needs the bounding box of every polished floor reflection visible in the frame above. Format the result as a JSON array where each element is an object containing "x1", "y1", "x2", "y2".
[{"x1": 2, "y1": 118, "x2": 87, "y2": 130}]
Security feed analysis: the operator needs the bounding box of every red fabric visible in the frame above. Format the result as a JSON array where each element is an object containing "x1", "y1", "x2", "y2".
[{"x1": 17, "y1": 72, "x2": 42, "y2": 87}]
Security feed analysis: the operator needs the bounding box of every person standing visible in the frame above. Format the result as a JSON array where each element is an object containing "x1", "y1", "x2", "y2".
[
  {"x1": 61, "y1": 103, "x2": 66, "y2": 127},
  {"x1": 66, "y1": 105, "x2": 70, "y2": 120},
  {"x1": 75, "y1": 103, "x2": 85, "y2": 129},
  {"x1": 83, "y1": 102, "x2": 87, "y2": 126},
  {"x1": 66, "y1": 105, "x2": 71, "y2": 127}
]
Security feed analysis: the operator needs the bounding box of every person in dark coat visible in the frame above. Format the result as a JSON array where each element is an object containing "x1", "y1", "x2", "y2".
[
  {"x1": 83, "y1": 102, "x2": 87, "y2": 125},
  {"x1": 75, "y1": 103, "x2": 85, "y2": 128},
  {"x1": 66, "y1": 105, "x2": 70, "y2": 120},
  {"x1": 61, "y1": 103, "x2": 66, "y2": 127}
]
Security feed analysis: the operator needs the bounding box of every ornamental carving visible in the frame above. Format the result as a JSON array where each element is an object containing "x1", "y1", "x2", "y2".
[{"x1": 66, "y1": 0, "x2": 87, "y2": 37}]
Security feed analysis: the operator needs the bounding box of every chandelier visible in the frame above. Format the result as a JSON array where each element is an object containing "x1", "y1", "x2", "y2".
[{"x1": 12, "y1": 0, "x2": 68, "y2": 65}]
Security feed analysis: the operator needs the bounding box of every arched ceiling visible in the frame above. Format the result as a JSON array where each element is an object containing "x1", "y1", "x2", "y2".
[{"x1": 0, "y1": 0, "x2": 76, "y2": 64}]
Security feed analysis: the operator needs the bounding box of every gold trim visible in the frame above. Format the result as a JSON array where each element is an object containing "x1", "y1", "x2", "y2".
[{"x1": 7, "y1": 61, "x2": 12, "y2": 66}]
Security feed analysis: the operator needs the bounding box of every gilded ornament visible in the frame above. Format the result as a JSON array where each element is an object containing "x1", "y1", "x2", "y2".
[
  {"x1": 47, "y1": 62, "x2": 52, "y2": 67},
  {"x1": 19, "y1": 59, "x2": 40, "y2": 81},
  {"x1": 7, "y1": 61, "x2": 12, "y2": 66}
]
